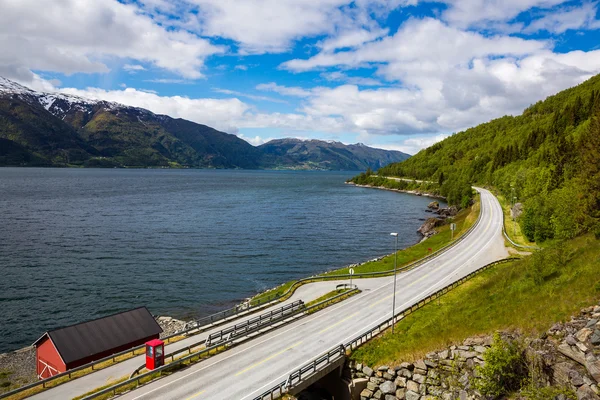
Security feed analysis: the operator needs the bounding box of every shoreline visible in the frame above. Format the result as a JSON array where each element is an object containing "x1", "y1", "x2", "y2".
[
  {"x1": 247, "y1": 184, "x2": 448, "y2": 304},
  {"x1": 345, "y1": 181, "x2": 447, "y2": 201},
  {"x1": 1, "y1": 181, "x2": 439, "y2": 361}
]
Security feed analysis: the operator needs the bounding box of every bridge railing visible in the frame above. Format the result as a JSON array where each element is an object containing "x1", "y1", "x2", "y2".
[
  {"x1": 80, "y1": 286, "x2": 361, "y2": 400},
  {"x1": 252, "y1": 257, "x2": 518, "y2": 400}
]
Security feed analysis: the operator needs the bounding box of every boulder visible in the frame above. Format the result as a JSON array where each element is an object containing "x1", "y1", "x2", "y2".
[
  {"x1": 577, "y1": 384, "x2": 600, "y2": 400},
  {"x1": 414, "y1": 360, "x2": 427, "y2": 371},
  {"x1": 395, "y1": 377, "x2": 407, "y2": 387},
  {"x1": 405, "y1": 390, "x2": 420, "y2": 400},
  {"x1": 380, "y1": 380, "x2": 396, "y2": 394},
  {"x1": 586, "y1": 359, "x2": 600, "y2": 383},
  {"x1": 417, "y1": 218, "x2": 444, "y2": 237},
  {"x1": 406, "y1": 380, "x2": 420, "y2": 393},
  {"x1": 364, "y1": 366, "x2": 374, "y2": 377},
  {"x1": 559, "y1": 344, "x2": 587, "y2": 365},
  {"x1": 427, "y1": 201, "x2": 439, "y2": 210},
  {"x1": 571, "y1": 370, "x2": 585, "y2": 387},
  {"x1": 591, "y1": 330, "x2": 600, "y2": 346},
  {"x1": 577, "y1": 328, "x2": 593, "y2": 343}
]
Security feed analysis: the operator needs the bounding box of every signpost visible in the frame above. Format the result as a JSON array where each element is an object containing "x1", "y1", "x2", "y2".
[
  {"x1": 349, "y1": 267, "x2": 354, "y2": 288},
  {"x1": 450, "y1": 223, "x2": 456, "y2": 240}
]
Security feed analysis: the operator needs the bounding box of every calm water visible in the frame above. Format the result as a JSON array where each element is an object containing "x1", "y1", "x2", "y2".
[{"x1": 0, "y1": 168, "x2": 439, "y2": 353}]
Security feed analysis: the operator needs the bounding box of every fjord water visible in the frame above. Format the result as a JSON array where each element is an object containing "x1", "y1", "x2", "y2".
[{"x1": 0, "y1": 168, "x2": 438, "y2": 352}]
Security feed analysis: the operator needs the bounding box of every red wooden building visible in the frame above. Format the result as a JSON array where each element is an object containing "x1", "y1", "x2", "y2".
[{"x1": 33, "y1": 307, "x2": 162, "y2": 379}]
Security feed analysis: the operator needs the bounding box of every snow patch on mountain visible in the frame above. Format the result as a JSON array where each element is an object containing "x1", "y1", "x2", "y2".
[{"x1": 0, "y1": 76, "x2": 143, "y2": 117}]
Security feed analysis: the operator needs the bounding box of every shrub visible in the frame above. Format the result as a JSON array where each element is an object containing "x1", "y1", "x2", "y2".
[{"x1": 474, "y1": 333, "x2": 527, "y2": 397}]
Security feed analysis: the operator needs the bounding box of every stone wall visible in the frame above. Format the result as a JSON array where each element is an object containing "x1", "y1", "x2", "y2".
[{"x1": 350, "y1": 300, "x2": 600, "y2": 400}]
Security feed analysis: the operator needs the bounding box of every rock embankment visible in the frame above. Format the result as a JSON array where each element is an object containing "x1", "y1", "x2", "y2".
[
  {"x1": 352, "y1": 336, "x2": 491, "y2": 400},
  {"x1": 156, "y1": 316, "x2": 188, "y2": 338},
  {"x1": 0, "y1": 346, "x2": 36, "y2": 393},
  {"x1": 418, "y1": 203, "x2": 459, "y2": 240},
  {"x1": 352, "y1": 299, "x2": 600, "y2": 400}
]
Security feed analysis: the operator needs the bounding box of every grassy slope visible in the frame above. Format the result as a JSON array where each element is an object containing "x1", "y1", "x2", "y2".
[
  {"x1": 350, "y1": 234, "x2": 600, "y2": 366},
  {"x1": 495, "y1": 192, "x2": 539, "y2": 248}
]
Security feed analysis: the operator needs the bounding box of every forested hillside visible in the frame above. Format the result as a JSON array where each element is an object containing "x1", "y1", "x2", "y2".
[{"x1": 357, "y1": 74, "x2": 600, "y2": 243}]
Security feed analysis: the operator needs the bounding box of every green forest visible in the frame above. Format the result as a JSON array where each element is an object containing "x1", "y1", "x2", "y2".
[{"x1": 351, "y1": 74, "x2": 600, "y2": 243}]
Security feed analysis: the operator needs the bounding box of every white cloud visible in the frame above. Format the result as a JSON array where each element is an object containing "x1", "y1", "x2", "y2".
[
  {"x1": 213, "y1": 88, "x2": 289, "y2": 104},
  {"x1": 59, "y1": 85, "x2": 250, "y2": 134},
  {"x1": 123, "y1": 64, "x2": 146, "y2": 72},
  {"x1": 0, "y1": 0, "x2": 223, "y2": 83},
  {"x1": 318, "y1": 28, "x2": 388, "y2": 52},
  {"x1": 439, "y1": 0, "x2": 568, "y2": 29},
  {"x1": 273, "y1": 16, "x2": 600, "y2": 137},
  {"x1": 234, "y1": 65, "x2": 249, "y2": 71},
  {"x1": 256, "y1": 82, "x2": 313, "y2": 97},
  {"x1": 321, "y1": 71, "x2": 383, "y2": 86},
  {"x1": 525, "y1": 2, "x2": 600, "y2": 33},
  {"x1": 281, "y1": 18, "x2": 549, "y2": 73},
  {"x1": 145, "y1": 78, "x2": 190, "y2": 84},
  {"x1": 174, "y1": 0, "x2": 405, "y2": 54},
  {"x1": 369, "y1": 134, "x2": 450, "y2": 154}
]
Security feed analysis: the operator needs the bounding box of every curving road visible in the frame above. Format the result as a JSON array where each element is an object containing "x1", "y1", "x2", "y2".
[{"x1": 104, "y1": 187, "x2": 507, "y2": 400}]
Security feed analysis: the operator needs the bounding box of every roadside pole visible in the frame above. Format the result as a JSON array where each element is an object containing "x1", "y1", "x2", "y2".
[
  {"x1": 450, "y1": 223, "x2": 456, "y2": 240},
  {"x1": 349, "y1": 267, "x2": 354, "y2": 288},
  {"x1": 390, "y1": 232, "x2": 399, "y2": 334}
]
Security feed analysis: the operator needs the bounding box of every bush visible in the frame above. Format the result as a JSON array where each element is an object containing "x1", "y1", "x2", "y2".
[{"x1": 474, "y1": 333, "x2": 527, "y2": 397}]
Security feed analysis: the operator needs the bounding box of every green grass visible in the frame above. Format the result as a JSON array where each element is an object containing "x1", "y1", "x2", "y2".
[
  {"x1": 305, "y1": 289, "x2": 350, "y2": 308},
  {"x1": 306, "y1": 289, "x2": 361, "y2": 315},
  {"x1": 496, "y1": 193, "x2": 538, "y2": 249},
  {"x1": 350, "y1": 233, "x2": 600, "y2": 367},
  {"x1": 250, "y1": 195, "x2": 480, "y2": 305}
]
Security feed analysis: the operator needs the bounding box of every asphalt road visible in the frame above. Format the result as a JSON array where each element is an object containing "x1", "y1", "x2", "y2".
[
  {"x1": 106, "y1": 187, "x2": 507, "y2": 400},
  {"x1": 30, "y1": 274, "x2": 378, "y2": 400}
]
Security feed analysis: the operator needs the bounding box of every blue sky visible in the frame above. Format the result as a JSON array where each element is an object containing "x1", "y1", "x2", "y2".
[{"x1": 1, "y1": 0, "x2": 600, "y2": 154}]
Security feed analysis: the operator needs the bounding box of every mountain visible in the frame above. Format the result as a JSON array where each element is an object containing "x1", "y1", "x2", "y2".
[
  {"x1": 0, "y1": 77, "x2": 263, "y2": 168},
  {"x1": 358, "y1": 74, "x2": 600, "y2": 242},
  {"x1": 258, "y1": 138, "x2": 410, "y2": 170},
  {"x1": 0, "y1": 77, "x2": 408, "y2": 170}
]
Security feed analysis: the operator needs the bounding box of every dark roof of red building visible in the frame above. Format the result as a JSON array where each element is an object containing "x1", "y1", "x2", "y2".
[{"x1": 33, "y1": 307, "x2": 163, "y2": 365}]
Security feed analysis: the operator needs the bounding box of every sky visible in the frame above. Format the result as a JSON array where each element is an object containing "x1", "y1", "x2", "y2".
[{"x1": 1, "y1": 0, "x2": 600, "y2": 154}]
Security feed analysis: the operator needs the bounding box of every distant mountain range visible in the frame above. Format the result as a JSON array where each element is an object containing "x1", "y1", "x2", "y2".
[{"x1": 0, "y1": 77, "x2": 409, "y2": 170}]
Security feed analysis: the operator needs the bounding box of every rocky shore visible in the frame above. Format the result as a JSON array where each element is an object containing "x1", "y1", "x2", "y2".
[
  {"x1": 345, "y1": 182, "x2": 446, "y2": 201},
  {"x1": 351, "y1": 299, "x2": 600, "y2": 400},
  {"x1": 417, "y1": 201, "x2": 460, "y2": 241}
]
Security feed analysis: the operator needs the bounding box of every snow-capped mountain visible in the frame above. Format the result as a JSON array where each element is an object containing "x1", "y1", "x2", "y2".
[
  {"x1": 0, "y1": 77, "x2": 409, "y2": 169},
  {"x1": 0, "y1": 77, "x2": 152, "y2": 121}
]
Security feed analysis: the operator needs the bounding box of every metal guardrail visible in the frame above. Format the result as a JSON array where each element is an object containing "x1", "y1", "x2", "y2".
[
  {"x1": 253, "y1": 257, "x2": 519, "y2": 400},
  {"x1": 206, "y1": 300, "x2": 305, "y2": 346},
  {"x1": 81, "y1": 287, "x2": 361, "y2": 400},
  {"x1": 127, "y1": 300, "x2": 306, "y2": 378},
  {"x1": 502, "y1": 219, "x2": 540, "y2": 250}
]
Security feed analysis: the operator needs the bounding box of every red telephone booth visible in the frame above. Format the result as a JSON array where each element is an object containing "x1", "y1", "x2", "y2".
[{"x1": 145, "y1": 339, "x2": 164, "y2": 370}]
